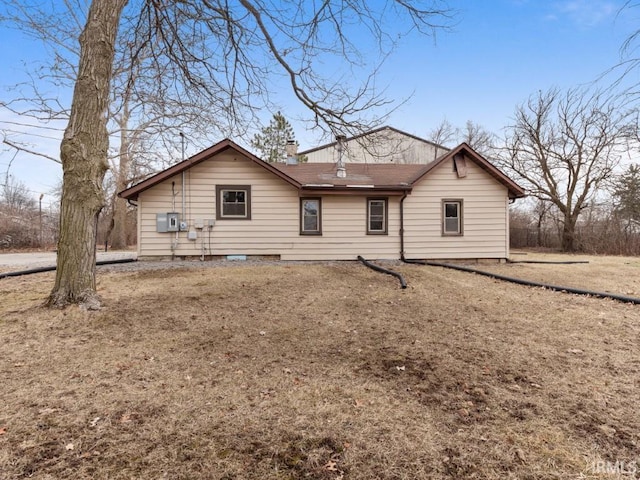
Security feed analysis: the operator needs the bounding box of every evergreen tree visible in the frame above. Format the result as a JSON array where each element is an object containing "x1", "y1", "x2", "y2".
[
  {"x1": 251, "y1": 112, "x2": 305, "y2": 163},
  {"x1": 612, "y1": 164, "x2": 640, "y2": 221}
]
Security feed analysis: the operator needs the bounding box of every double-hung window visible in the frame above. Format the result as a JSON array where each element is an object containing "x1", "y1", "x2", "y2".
[
  {"x1": 442, "y1": 199, "x2": 463, "y2": 235},
  {"x1": 300, "y1": 198, "x2": 321, "y2": 235},
  {"x1": 367, "y1": 198, "x2": 388, "y2": 235},
  {"x1": 216, "y1": 185, "x2": 251, "y2": 220}
]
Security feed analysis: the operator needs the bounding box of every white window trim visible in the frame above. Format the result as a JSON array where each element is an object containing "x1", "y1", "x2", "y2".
[
  {"x1": 442, "y1": 199, "x2": 463, "y2": 236},
  {"x1": 300, "y1": 198, "x2": 322, "y2": 235},
  {"x1": 216, "y1": 185, "x2": 251, "y2": 220},
  {"x1": 367, "y1": 198, "x2": 388, "y2": 235}
]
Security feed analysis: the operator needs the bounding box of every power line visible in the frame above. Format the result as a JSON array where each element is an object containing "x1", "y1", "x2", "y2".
[
  {"x1": 0, "y1": 120, "x2": 65, "y2": 132},
  {"x1": 1, "y1": 129, "x2": 62, "y2": 141}
]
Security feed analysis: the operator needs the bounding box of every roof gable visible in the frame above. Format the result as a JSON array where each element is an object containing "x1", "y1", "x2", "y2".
[
  {"x1": 409, "y1": 143, "x2": 525, "y2": 199},
  {"x1": 119, "y1": 139, "x2": 301, "y2": 201}
]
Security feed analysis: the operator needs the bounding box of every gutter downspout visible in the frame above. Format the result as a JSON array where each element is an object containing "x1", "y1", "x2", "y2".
[
  {"x1": 180, "y1": 133, "x2": 186, "y2": 224},
  {"x1": 399, "y1": 191, "x2": 408, "y2": 261}
]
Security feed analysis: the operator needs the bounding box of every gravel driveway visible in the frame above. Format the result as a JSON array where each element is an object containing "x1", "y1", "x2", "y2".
[{"x1": 0, "y1": 251, "x2": 137, "y2": 273}]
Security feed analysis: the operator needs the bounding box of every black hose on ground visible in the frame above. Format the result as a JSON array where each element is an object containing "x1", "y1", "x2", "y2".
[
  {"x1": 507, "y1": 259, "x2": 589, "y2": 264},
  {"x1": 401, "y1": 258, "x2": 428, "y2": 266},
  {"x1": 357, "y1": 256, "x2": 407, "y2": 289},
  {"x1": 0, "y1": 265, "x2": 57, "y2": 279},
  {"x1": 401, "y1": 257, "x2": 640, "y2": 305},
  {"x1": 0, "y1": 258, "x2": 137, "y2": 280},
  {"x1": 96, "y1": 258, "x2": 137, "y2": 266}
]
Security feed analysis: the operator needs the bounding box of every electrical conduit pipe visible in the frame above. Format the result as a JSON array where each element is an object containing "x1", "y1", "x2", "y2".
[
  {"x1": 401, "y1": 258, "x2": 640, "y2": 305},
  {"x1": 358, "y1": 255, "x2": 407, "y2": 289}
]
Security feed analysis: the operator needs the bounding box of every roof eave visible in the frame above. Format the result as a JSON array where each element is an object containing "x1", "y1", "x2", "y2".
[
  {"x1": 118, "y1": 139, "x2": 302, "y2": 201},
  {"x1": 300, "y1": 185, "x2": 411, "y2": 196}
]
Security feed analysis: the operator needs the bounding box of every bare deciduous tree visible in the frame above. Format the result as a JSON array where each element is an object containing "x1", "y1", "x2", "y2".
[
  {"x1": 427, "y1": 118, "x2": 456, "y2": 160},
  {"x1": 2, "y1": 0, "x2": 453, "y2": 308},
  {"x1": 45, "y1": 0, "x2": 127, "y2": 308},
  {"x1": 459, "y1": 120, "x2": 496, "y2": 157},
  {"x1": 1, "y1": 1, "x2": 247, "y2": 251},
  {"x1": 427, "y1": 119, "x2": 496, "y2": 159},
  {"x1": 1, "y1": 176, "x2": 35, "y2": 212},
  {"x1": 500, "y1": 87, "x2": 636, "y2": 252}
]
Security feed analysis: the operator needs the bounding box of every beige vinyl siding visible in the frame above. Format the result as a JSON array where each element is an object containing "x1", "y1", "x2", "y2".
[
  {"x1": 137, "y1": 152, "x2": 401, "y2": 260},
  {"x1": 288, "y1": 196, "x2": 400, "y2": 260},
  {"x1": 404, "y1": 157, "x2": 509, "y2": 259}
]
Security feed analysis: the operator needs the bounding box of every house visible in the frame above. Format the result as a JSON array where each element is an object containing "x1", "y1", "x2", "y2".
[
  {"x1": 301, "y1": 126, "x2": 449, "y2": 164},
  {"x1": 119, "y1": 137, "x2": 525, "y2": 261}
]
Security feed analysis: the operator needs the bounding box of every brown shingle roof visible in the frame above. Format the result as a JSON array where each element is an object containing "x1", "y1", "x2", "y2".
[
  {"x1": 271, "y1": 162, "x2": 427, "y2": 187},
  {"x1": 119, "y1": 138, "x2": 525, "y2": 200}
]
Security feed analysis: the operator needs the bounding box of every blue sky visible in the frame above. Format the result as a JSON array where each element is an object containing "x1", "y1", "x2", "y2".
[
  {"x1": 0, "y1": 0, "x2": 637, "y2": 203},
  {"x1": 364, "y1": 0, "x2": 636, "y2": 137}
]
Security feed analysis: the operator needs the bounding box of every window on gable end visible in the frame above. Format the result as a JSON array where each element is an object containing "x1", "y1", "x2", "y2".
[
  {"x1": 442, "y1": 199, "x2": 463, "y2": 236},
  {"x1": 216, "y1": 185, "x2": 251, "y2": 220}
]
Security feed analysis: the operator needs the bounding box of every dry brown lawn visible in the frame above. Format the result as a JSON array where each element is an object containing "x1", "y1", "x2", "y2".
[{"x1": 1, "y1": 257, "x2": 639, "y2": 479}]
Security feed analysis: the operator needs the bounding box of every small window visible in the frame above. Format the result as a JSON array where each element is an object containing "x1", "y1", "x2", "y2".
[
  {"x1": 442, "y1": 199, "x2": 463, "y2": 235},
  {"x1": 300, "y1": 198, "x2": 321, "y2": 235},
  {"x1": 367, "y1": 198, "x2": 388, "y2": 235},
  {"x1": 216, "y1": 185, "x2": 251, "y2": 220}
]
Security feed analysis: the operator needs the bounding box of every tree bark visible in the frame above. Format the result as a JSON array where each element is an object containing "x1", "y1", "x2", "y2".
[
  {"x1": 47, "y1": 0, "x2": 128, "y2": 309},
  {"x1": 561, "y1": 214, "x2": 578, "y2": 252}
]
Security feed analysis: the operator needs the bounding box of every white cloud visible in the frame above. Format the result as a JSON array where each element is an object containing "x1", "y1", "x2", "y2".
[{"x1": 553, "y1": 0, "x2": 618, "y2": 27}]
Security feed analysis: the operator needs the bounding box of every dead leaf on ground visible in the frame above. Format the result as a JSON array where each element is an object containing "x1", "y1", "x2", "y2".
[
  {"x1": 38, "y1": 408, "x2": 58, "y2": 415},
  {"x1": 324, "y1": 460, "x2": 338, "y2": 471},
  {"x1": 119, "y1": 413, "x2": 133, "y2": 423}
]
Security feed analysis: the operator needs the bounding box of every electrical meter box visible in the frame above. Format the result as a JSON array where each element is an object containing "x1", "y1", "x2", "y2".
[{"x1": 157, "y1": 212, "x2": 180, "y2": 233}]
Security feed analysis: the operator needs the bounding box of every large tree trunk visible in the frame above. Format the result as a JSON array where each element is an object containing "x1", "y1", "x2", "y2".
[
  {"x1": 47, "y1": 0, "x2": 128, "y2": 309},
  {"x1": 561, "y1": 214, "x2": 578, "y2": 252}
]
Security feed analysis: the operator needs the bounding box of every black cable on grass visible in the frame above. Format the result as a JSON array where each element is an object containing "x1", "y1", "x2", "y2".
[
  {"x1": 401, "y1": 258, "x2": 640, "y2": 305},
  {"x1": 0, "y1": 258, "x2": 137, "y2": 280},
  {"x1": 357, "y1": 256, "x2": 407, "y2": 289}
]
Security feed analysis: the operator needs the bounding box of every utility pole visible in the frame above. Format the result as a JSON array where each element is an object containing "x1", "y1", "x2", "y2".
[{"x1": 39, "y1": 193, "x2": 44, "y2": 247}]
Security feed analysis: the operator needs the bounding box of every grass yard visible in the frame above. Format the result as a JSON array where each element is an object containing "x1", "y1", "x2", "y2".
[{"x1": 0, "y1": 257, "x2": 639, "y2": 479}]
